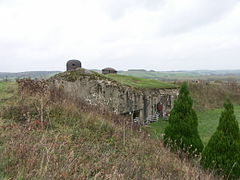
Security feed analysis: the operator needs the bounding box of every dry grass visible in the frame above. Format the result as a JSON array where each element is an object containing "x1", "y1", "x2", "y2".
[
  {"x1": 0, "y1": 82, "x2": 216, "y2": 179},
  {"x1": 189, "y1": 82, "x2": 240, "y2": 110}
]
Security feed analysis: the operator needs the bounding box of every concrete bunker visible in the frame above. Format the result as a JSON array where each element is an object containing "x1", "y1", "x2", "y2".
[
  {"x1": 53, "y1": 67, "x2": 178, "y2": 124},
  {"x1": 102, "y1": 67, "x2": 117, "y2": 74},
  {"x1": 66, "y1": 60, "x2": 82, "y2": 71}
]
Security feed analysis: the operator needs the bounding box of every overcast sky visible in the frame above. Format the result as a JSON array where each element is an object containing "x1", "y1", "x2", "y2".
[{"x1": 0, "y1": 0, "x2": 240, "y2": 72}]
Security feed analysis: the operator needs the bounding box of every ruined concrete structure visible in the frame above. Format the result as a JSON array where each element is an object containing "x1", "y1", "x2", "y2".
[
  {"x1": 52, "y1": 69, "x2": 178, "y2": 124},
  {"x1": 66, "y1": 60, "x2": 82, "y2": 71},
  {"x1": 102, "y1": 67, "x2": 117, "y2": 75}
]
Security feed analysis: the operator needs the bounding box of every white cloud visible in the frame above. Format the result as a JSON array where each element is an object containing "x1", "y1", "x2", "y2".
[
  {"x1": 104, "y1": 0, "x2": 166, "y2": 19},
  {"x1": 156, "y1": 0, "x2": 239, "y2": 35},
  {"x1": 0, "y1": 0, "x2": 240, "y2": 72}
]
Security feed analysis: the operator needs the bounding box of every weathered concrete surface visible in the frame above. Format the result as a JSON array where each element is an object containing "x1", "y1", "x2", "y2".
[{"x1": 52, "y1": 71, "x2": 178, "y2": 124}]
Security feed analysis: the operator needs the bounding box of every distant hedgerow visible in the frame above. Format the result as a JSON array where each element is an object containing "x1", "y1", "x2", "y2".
[
  {"x1": 200, "y1": 99, "x2": 240, "y2": 179},
  {"x1": 164, "y1": 82, "x2": 203, "y2": 156}
]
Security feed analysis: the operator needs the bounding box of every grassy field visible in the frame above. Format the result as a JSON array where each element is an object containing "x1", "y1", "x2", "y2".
[
  {"x1": 120, "y1": 71, "x2": 200, "y2": 80},
  {"x1": 0, "y1": 81, "x2": 17, "y2": 106},
  {"x1": 120, "y1": 70, "x2": 240, "y2": 82},
  {"x1": 105, "y1": 74, "x2": 177, "y2": 89},
  {"x1": 148, "y1": 106, "x2": 240, "y2": 145}
]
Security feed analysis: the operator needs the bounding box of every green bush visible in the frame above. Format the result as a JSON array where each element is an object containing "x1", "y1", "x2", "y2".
[
  {"x1": 164, "y1": 82, "x2": 203, "y2": 156},
  {"x1": 200, "y1": 99, "x2": 240, "y2": 179}
]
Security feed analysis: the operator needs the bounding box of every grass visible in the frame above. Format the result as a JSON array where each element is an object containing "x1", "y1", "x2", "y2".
[
  {"x1": 105, "y1": 74, "x2": 177, "y2": 89},
  {"x1": 120, "y1": 71, "x2": 201, "y2": 80},
  {"x1": 0, "y1": 81, "x2": 214, "y2": 179},
  {"x1": 189, "y1": 83, "x2": 240, "y2": 110},
  {"x1": 147, "y1": 106, "x2": 240, "y2": 145},
  {"x1": 0, "y1": 81, "x2": 17, "y2": 106},
  {"x1": 52, "y1": 68, "x2": 101, "y2": 82},
  {"x1": 0, "y1": 81, "x2": 17, "y2": 98},
  {"x1": 146, "y1": 118, "x2": 169, "y2": 141},
  {"x1": 54, "y1": 69, "x2": 177, "y2": 89},
  {"x1": 119, "y1": 70, "x2": 240, "y2": 82},
  {"x1": 197, "y1": 106, "x2": 240, "y2": 145}
]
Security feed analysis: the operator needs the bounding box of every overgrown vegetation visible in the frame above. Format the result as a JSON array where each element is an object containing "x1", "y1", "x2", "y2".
[
  {"x1": 164, "y1": 83, "x2": 203, "y2": 156},
  {"x1": 0, "y1": 81, "x2": 214, "y2": 179},
  {"x1": 189, "y1": 82, "x2": 240, "y2": 110},
  {"x1": 52, "y1": 68, "x2": 101, "y2": 82},
  {"x1": 200, "y1": 99, "x2": 240, "y2": 179}
]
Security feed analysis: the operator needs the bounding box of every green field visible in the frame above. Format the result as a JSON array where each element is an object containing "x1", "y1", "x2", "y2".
[
  {"x1": 120, "y1": 71, "x2": 200, "y2": 79},
  {"x1": 105, "y1": 74, "x2": 177, "y2": 89},
  {"x1": 0, "y1": 81, "x2": 17, "y2": 106},
  {"x1": 120, "y1": 70, "x2": 240, "y2": 82},
  {"x1": 148, "y1": 106, "x2": 240, "y2": 145}
]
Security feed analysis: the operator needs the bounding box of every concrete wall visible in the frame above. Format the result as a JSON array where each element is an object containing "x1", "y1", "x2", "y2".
[{"x1": 52, "y1": 75, "x2": 178, "y2": 124}]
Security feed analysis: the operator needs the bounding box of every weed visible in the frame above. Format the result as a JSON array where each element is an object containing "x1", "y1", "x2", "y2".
[{"x1": 0, "y1": 81, "x2": 217, "y2": 179}]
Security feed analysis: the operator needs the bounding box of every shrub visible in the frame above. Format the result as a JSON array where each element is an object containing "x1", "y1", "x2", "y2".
[
  {"x1": 200, "y1": 99, "x2": 240, "y2": 179},
  {"x1": 164, "y1": 82, "x2": 203, "y2": 156}
]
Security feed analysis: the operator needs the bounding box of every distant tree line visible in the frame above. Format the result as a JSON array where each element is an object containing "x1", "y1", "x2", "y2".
[{"x1": 0, "y1": 71, "x2": 60, "y2": 80}]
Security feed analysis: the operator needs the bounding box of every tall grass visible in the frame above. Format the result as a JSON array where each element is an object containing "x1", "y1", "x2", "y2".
[
  {"x1": 189, "y1": 82, "x2": 240, "y2": 110},
  {"x1": 0, "y1": 81, "x2": 215, "y2": 179}
]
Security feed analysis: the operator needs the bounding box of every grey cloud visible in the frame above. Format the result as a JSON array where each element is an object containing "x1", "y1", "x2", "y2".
[
  {"x1": 1, "y1": 0, "x2": 240, "y2": 72},
  {"x1": 106, "y1": 0, "x2": 166, "y2": 19},
  {"x1": 0, "y1": 40, "x2": 64, "y2": 72},
  {"x1": 0, "y1": 0, "x2": 9, "y2": 4},
  {"x1": 158, "y1": 0, "x2": 240, "y2": 35},
  {"x1": 0, "y1": 0, "x2": 19, "y2": 6}
]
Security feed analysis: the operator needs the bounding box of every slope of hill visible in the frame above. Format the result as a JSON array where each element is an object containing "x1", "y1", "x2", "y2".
[
  {"x1": 189, "y1": 82, "x2": 240, "y2": 110},
  {"x1": 0, "y1": 81, "x2": 215, "y2": 179}
]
